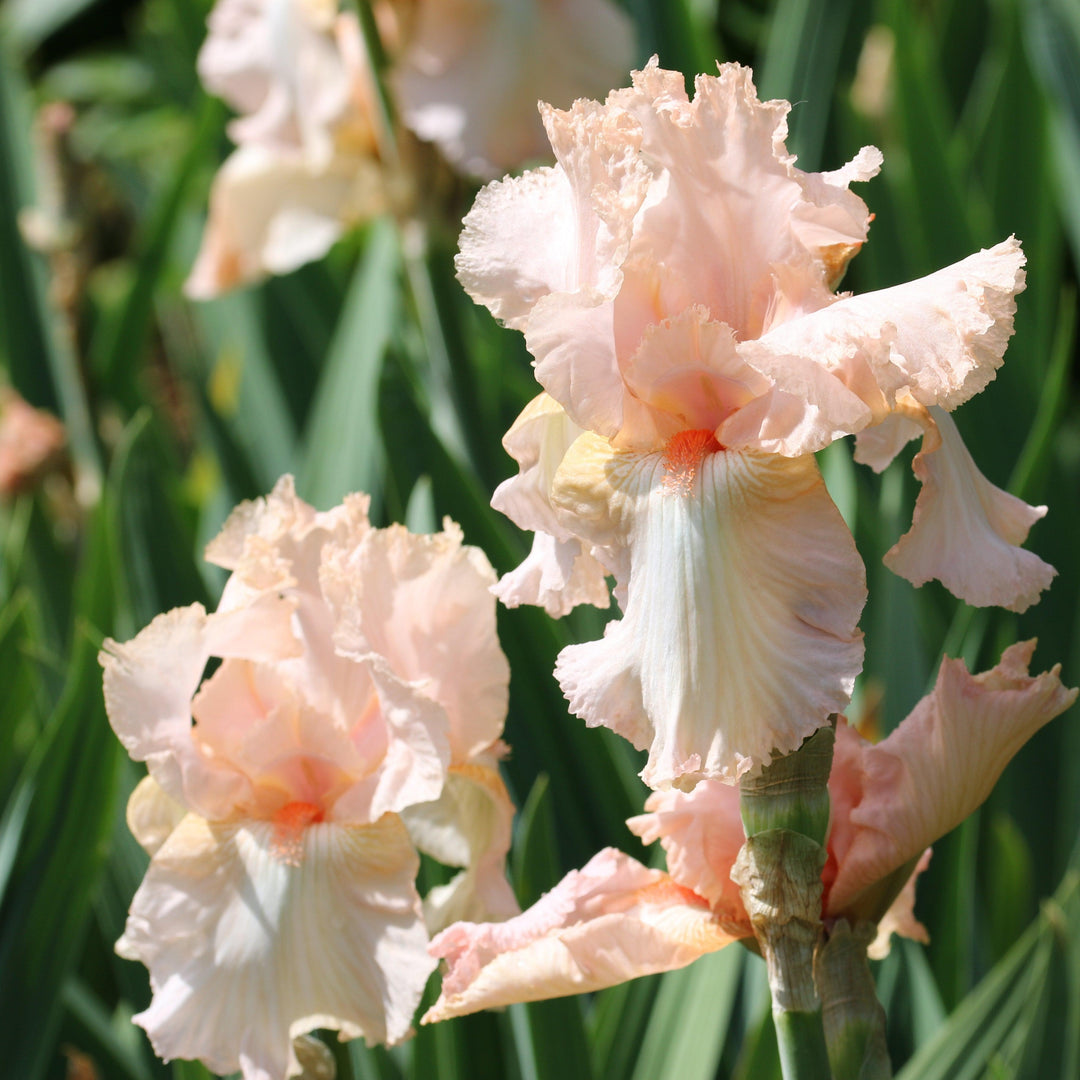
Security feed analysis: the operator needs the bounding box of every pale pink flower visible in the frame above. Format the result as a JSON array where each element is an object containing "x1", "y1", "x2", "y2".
[
  {"x1": 101, "y1": 477, "x2": 515, "y2": 1078},
  {"x1": 424, "y1": 644, "x2": 1076, "y2": 1020},
  {"x1": 186, "y1": 0, "x2": 392, "y2": 297},
  {"x1": 389, "y1": 0, "x2": 636, "y2": 178},
  {"x1": 464, "y1": 59, "x2": 1050, "y2": 786}
]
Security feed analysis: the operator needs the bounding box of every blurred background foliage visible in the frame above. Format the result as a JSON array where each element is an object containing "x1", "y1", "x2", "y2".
[{"x1": 0, "y1": 0, "x2": 1078, "y2": 1077}]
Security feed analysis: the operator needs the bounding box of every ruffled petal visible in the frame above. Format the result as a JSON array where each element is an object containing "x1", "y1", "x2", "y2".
[
  {"x1": 328, "y1": 655, "x2": 451, "y2": 823},
  {"x1": 884, "y1": 407, "x2": 1054, "y2": 612},
  {"x1": 492, "y1": 531, "x2": 611, "y2": 617},
  {"x1": 828, "y1": 642, "x2": 1077, "y2": 915},
  {"x1": 423, "y1": 847, "x2": 734, "y2": 1022},
  {"x1": 723, "y1": 325, "x2": 883, "y2": 457},
  {"x1": 737, "y1": 239, "x2": 1025, "y2": 447},
  {"x1": 205, "y1": 475, "x2": 370, "y2": 577},
  {"x1": 627, "y1": 782, "x2": 749, "y2": 929},
  {"x1": 403, "y1": 761, "x2": 520, "y2": 932},
  {"x1": 866, "y1": 849, "x2": 931, "y2": 960},
  {"x1": 322, "y1": 519, "x2": 508, "y2": 763},
  {"x1": 852, "y1": 410, "x2": 924, "y2": 472},
  {"x1": 491, "y1": 393, "x2": 586, "y2": 539},
  {"x1": 100, "y1": 603, "x2": 292, "y2": 819},
  {"x1": 454, "y1": 168, "x2": 582, "y2": 331},
  {"x1": 603, "y1": 61, "x2": 876, "y2": 340},
  {"x1": 490, "y1": 394, "x2": 611, "y2": 615},
  {"x1": 119, "y1": 813, "x2": 434, "y2": 1077},
  {"x1": 551, "y1": 434, "x2": 865, "y2": 786},
  {"x1": 615, "y1": 309, "x2": 772, "y2": 451}
]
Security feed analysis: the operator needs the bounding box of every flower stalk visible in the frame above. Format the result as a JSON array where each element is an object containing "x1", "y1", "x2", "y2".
[
  {"x1": 816, "y1": 920, "x2": 892, "y2": 1079},
  {"x1": 733, "y1": 724, "x2": 835, "y2": 1080}
]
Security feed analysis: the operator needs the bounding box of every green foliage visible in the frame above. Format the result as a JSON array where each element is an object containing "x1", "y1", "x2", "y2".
[{"x1": 0, "y1": 0, "x2": 1076, "y2": 1077}]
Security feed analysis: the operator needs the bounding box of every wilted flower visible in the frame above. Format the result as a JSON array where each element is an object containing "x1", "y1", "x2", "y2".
[
  {"x1": 101, "y1": 477, "x2": 516, "y2": 1078},
  {"x1": 389, "y1": 0, "x2": 636, "y2": 178},
  {"x1": 423, "y1": 643, "x2": 1076, "y2": 1021},
  {"x1": 463, "y1": 59, "x2": 1052, "y2": 787}
]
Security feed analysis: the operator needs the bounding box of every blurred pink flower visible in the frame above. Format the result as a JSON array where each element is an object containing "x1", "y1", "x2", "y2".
[
  {"x1": 187, "y1": 0, "x2": 635, "y2": 294},
  {"x1": 464, "y1": 60, "x2": 1050, "y2": 786},
  {"x1": 0, "y1": 388, "x2": 65, "y2": 496},
  {"x1": 424, "y1": 643, "x2": 1076, "y2": 1021},
  {"x1": 101, "y1": 477, "x2": 515, "y2": 1078},
  {"x1": 185, "y1": 0, "x2": 392, "y2": 297},
  {"x1": 390, "y1": 0, "x2": 636, "y2": 178}
]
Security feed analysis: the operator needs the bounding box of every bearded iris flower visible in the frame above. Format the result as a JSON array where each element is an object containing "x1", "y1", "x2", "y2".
[
  {"x1": 461, "y1": 59, "x2": 1052, "y2": 787},
  {"x1": 424, "y1": 643, "x2": 1076, "y2": 1021},
  {"x1": 101, "y1": 478, "x2": 517, "y2": 1079},
  {"x1": 185, "y1": 0, "x2": 390, "y2": 298}
]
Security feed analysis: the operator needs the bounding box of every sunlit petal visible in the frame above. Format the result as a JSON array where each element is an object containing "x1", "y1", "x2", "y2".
[
  {"x1": 120, "y1": 814, "x2": 433, "y2": 1077},
  {"x1": 628, "y1": 782, "x2": 749, "y2": 928},
  {"x1": 404, "y1": 761, "x2": 520, "y2": 932},
  {"x1": 828, "y1": 642, "x2": 1077, "y2": 914},
  {"x1": 884, "y1": 407, "x2": 1054, "y2": 612},
  {"x1": 423, "y1": 848, "x2": 734, "y2": 1021},
  {"x1": 551, "y1": 434, "x2": 865, "y2": 785}
]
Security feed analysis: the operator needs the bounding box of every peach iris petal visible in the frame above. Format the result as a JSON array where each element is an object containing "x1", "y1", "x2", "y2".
[
  {"x1": 101, "y1": 601, "x2": 300, "y2": 820},
  {"x1": 321, "y1": 518, "x2": 509, "y2": 763},
  {"x1": 883, "y1": 407, "x2": 1053, "y2": 613},
  {"x1": 403, "y1": 761, "x2": 521, "y2": 931},
  {"x1": 490, "y1": 393, "x2": 611, "y2": 616},
  {"x1": 126, "y1": 776, "x2": 187, "y2": 858},
  {"x1": 867, "y1": 849, "x2": 931, "y2": 960},
  {"x1": 455, "y1": 167, "x2": 586, "y2": 332},
  {"x1": 494, "y1": 531, "x2": 612, "y2": 618},
  {"x1": 828, "y1": 642, "x2": 1077, "y2": 915},
  {"x1": 184, "y1": 143, "x2": 387, "y2": 299},
  {"x1": 551, "y1": 435, "x2": 865, "y2": 785},
  {"x1": 118, "y1": 814, "x2": 433, "y2": 1077},
  {"x1": 392, "y1": 0, "x2": 636, "y2": 178},
  {"x1": 627, "y1": 783, "x2": 749, "y2": 931},
  {"x1": 615, "y1": 310, "x2": 772, "y2": 451},
  {"x1": 423, "y1": 848, "x2": 734, "y2": 1022},
  {"x1": 731, "y1": 239, "x2": 1027, "y2": 456}
]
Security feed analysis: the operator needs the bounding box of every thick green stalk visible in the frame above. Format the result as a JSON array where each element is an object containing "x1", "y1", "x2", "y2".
[
  {"x1": 733, "y1": 724, "x2": 835, "y2": 1080},
  {"x1": 816, "y1": 921, "x2": 892, "y2": 1080},
  {"x1": 775, "y1": 1009, "x2": 834, "y2": 1080}
]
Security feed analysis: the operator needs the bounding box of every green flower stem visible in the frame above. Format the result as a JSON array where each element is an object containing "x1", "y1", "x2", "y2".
[
  {"x1": 775, "y1": 1009, "x2": 835, "y2": 1080},
  {"x1": 733, "y1": 724, "x2": 836, "y2": 1080},
  {"x1": 816, "y1": 921, "x2": 892, "y2": 1080}
]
